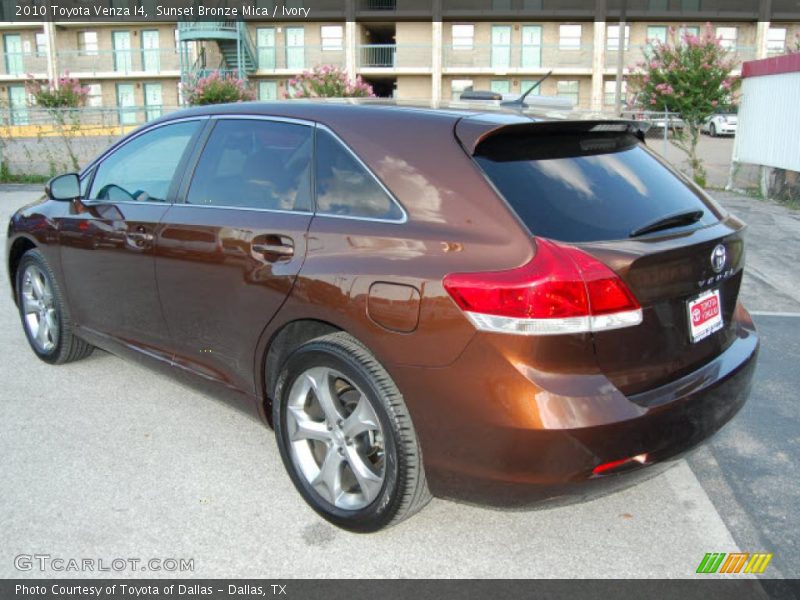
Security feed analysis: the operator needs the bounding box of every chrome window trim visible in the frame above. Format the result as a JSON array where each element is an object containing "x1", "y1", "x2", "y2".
[
  {"x1": 183, "y1": 114, "x2": 315, "y2": 213},
  {"x1": 209, "y1": 114, "x2": 314, "y2": 128},
  {"x1": 314, "y1": 124, "x2": 408, "y2": 225},
  {"x1": 79, "y1": 115, "x2": 211, "y2": 180},
  {"x1": 78, "y1": 112, "x2": 409, "y2": 224},
  {"x1": 166, "y1": 203, "x2": 313, "y2": 216}
]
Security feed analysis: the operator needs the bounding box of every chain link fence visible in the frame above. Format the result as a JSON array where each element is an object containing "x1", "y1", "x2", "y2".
[{"x1": 0, "y1": 106, "x2": 182, "y2": 178}]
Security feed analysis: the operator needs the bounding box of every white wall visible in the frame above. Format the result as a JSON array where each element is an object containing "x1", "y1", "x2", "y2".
[{"x1": 733, "y1": 70, "x2": 800, "y2": 173}]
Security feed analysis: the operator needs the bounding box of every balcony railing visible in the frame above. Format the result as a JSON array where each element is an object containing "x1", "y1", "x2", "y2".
[
  {"x1": 444, "y1": 43, "x2": 593, "y2": 70},
  {"x1": 0, "y1": 52, "x2": 48, "y2": 77},
  {"x1": 255, "y1": 45, "x2": 345, "y2": 71},
  {"x1": 604, "y1": 44, "x2": 757, "y2": 69},
  {"x1": 357, "y1": 45, "x2": 433, "y2": 69},
  {"x1": 57, "y1": 49, "x2": 181, "y2": 76},
  {"x1": 356, "y1": 0, "x2": 433, "y2": 12}
]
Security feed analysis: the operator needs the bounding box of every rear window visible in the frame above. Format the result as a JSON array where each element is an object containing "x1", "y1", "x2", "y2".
[{"x1": 474, "y1": 132, "x2": 718, "y2": 242}]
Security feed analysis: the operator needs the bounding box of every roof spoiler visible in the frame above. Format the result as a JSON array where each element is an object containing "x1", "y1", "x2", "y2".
[{"x1": 455, "y1": 117, "x2": 650, "y2": 156}]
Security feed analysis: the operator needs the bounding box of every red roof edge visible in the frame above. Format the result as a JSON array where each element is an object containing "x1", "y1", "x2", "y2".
[{"x1": 742, "y1": 52, "x2": 800, "y2": 78}]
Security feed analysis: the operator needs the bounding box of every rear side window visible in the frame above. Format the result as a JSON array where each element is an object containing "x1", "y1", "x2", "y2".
[
  {"x1": 474, "y1": 132, "x2": 718, "y2": 242},
  {"x1": 186, "y1": 119, "x2": 313, "y2": 211},
  {"x1": 315, "y1": 128, "x2": 404, "y2": 221}
]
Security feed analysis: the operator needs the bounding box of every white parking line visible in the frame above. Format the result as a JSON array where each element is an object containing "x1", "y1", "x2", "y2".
[{"x1": 749, "y1": 311, "x2": 800, "y2": 318}]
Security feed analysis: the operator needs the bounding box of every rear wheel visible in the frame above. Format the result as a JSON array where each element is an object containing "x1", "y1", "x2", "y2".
[
  {"x1": 273, "y1": 332, "x2": 431, "y2": 532},
  {"x1": 16, "y1": 249, "x2": 93, "y2": 364},
  {"x1": 710, "y1": 123, "x2": 717, "y2": 137}
]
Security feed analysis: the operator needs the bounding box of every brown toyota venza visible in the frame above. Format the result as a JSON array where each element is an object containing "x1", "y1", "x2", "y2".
[{"x1": 6, "y1": 102, "x2": 758, "y2": 532}]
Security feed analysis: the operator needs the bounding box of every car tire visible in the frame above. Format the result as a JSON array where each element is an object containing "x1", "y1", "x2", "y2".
[
  {"x1": 710, "y1": 123, "x2": 717, "y2": 137},
  {"x1": 273, "y1": 331, "x2": 431, "y2": 532},
  {"x1": 16, "y1": 249, "x2": 93, "y2": 364}
]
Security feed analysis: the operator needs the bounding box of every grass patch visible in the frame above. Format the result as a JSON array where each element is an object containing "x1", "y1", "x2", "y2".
[
  {"x1": 0, "y1": 173, "x2": 48, "y2": 184},
  {"x1": 0, "y1": 161, "x2": 48, "y2": 184}
]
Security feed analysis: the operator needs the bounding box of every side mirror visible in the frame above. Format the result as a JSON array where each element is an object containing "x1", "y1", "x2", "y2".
[{"x1": 45, "y1": 173, "x2": 81, "y2": 201}]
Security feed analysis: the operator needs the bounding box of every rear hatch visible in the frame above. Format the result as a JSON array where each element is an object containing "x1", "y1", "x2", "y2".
[{"x1": 460, "y1": 117, "x2": 745, "y2": 395}]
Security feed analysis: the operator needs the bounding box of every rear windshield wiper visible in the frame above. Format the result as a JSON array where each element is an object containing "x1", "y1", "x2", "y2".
[{"x1": 629, "y1": 210, "x2": 704, "y2": 238}]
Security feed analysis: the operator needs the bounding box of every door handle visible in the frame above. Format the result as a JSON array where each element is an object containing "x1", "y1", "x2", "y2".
[
  {"x1": 252, "y1": 242, "x2": 294, "y2": 257},
  {"x1": 251, "y1": 235, "x2": 294, "y2": 260},
  {"x1": 126, "y1": 231, "x2": 154, "y2": 242}
]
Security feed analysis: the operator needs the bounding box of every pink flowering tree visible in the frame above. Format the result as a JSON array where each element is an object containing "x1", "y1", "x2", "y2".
[
  {"x1": 25, "y1": 72, "x2": 89, "y2": 108},
  {"x1": 628, "y1": 23, "x2": 740, "y2": 186},
  {"x1": 24, "y1": 72, "x2": 91, "y2": 171},
  {"x1": 182, "y1": 71, "x2": 255, "y2": 105},
  {"x1": 286, "y1": 66, "x2": 374, "y2": 98}
]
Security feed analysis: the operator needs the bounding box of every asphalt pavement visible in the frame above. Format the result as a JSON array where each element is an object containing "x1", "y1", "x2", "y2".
[{"x1": 0, "y1": 187, "x2": 797, "y2": 580}]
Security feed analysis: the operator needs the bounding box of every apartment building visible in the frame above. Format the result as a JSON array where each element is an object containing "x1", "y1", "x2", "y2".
[{"x1": 1, "y1": 3, "x2": 798, "y2": 124}]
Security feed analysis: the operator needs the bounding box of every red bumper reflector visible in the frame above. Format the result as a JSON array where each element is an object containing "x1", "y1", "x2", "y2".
[{"x1": 592, "y1": 453, "x2": 649, "y2": 476}]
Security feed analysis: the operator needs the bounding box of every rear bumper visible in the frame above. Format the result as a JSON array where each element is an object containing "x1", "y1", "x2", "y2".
[{"x1": 393, "y1": 304, "x2": 758, "y2": 508}]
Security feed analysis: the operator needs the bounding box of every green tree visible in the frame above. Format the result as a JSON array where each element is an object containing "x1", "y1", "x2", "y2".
[{"x1": 628, "y1": 23, "x2": 739, "y2": 186}]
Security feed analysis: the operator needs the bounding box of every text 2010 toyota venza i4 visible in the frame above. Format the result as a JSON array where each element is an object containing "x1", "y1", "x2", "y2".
[{"x1": 6, "y1": 102, "x2": 758, "y2": 532}]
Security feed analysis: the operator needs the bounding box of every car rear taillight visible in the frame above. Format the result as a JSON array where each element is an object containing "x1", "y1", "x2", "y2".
[{"x1": 442, "y1": 238, "x2": 642, "y2": 335}]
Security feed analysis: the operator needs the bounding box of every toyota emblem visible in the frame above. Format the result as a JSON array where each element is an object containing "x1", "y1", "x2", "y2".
[{"x1": 711, "y1": 244, "x2": 726, "y2": 274}]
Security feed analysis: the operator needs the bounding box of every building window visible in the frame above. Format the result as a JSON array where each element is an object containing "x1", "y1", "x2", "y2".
[
  {"x1": 144, "y1": 83, "x2": 163, "y2": 121},
  {"x1": 78, "y1": 31, "x2": 98, "y2": 56},
  {"x1": 141, "y1": 30, "x2": 160, "y2": 73},
  {"x1": 646, "y1": 26, "x2": 668, "y2": 45},
  {"x1": 678, "y1": 25, "x2": 700, "y2": 41},
  {"x1": 520, "y1": 80, "x2": 542, "y2": 96},
  {"x1": 86, "y1": 84, "x2": 102, "y2": 107},
  {"x1": 607, "y1": 25, "x2": 630, "y2": 51},
  {"x1": 321, "y1": 25, "x2": 343, "y2": 51},
  {"x1": 559, "y1": 25, "x2": 582, "y2": 50},
  {"x1": 767, "y1": 27, "x2": 787, "y2": 55},
  {"x1": 8, "y1": 85, "x2": 28, "y2": 125},
  {"x1": 451, "y1": 78, "x2": 473, "y2": 100},
  {"x1": 452, "y1": 24, "x2": 474, "y2": 50},
  {"x1": 259, "y1": 80, "x2": 278, "y2": 100},
  {"x1": 35, "y1": 32, "x2": 48, "y2": 57},
  {"x1": 490, "y1": 80, "x2": 510, "y2": 95},
  {"x1": 556, "y1": 80, "x2": 579, "y2": 105},
  {"x1": 715, "y1": 27, "x2": 737, "y2": 50},
  {"x1": 604, "y1": 80, "x2": 627, "y2": 105}
]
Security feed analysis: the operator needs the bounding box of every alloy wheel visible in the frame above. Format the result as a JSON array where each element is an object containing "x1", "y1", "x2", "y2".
[
  {"x1": 21, "y1": 264, "x2": 59, "y2": 354},
  {"x1": 285, "y1": 366, "x2": 386, "y2": 511}
]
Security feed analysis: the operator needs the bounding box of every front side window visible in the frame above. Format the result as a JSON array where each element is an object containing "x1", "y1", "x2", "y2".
[
  {"x1": 186, "y1": 119, "x2": 313, "y2": 212},
  {"x1": 315, "y1": 128, "x2": 403, "y2": 221},
  {"x1": 89, "y1": 121, "x2": 201, "y2": 203}
]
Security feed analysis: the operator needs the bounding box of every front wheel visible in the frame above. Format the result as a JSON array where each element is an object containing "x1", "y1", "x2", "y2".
[
  {"x1": 273, "y1": 332, "x2": 431, "y2": 532},
  {"x1": 710, "y1": 123, "x2": 717, "y2": 137},
  {"x1": 16, "y1": 249, "x2": 93, "y2": 364}
]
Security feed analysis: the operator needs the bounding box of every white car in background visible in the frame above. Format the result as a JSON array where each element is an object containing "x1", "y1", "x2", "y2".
[{"x1": 702, "y1": 110, "x2": 738, "y2": 137}]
